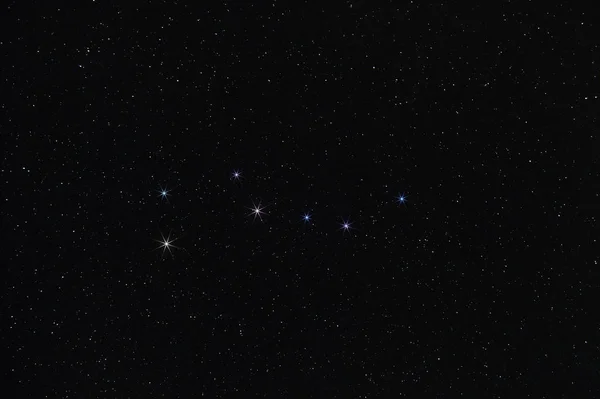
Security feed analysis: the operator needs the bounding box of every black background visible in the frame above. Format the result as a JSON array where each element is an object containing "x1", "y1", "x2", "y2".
[{"x1": 2, "y1": 1, "x2": 599, "y2": 397}]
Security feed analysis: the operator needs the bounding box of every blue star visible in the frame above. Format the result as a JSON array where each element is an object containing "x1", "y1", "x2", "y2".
[
  {"x1": 157, "y1": 185, "x2": 171, "y2": 202},
  {"x1": 302, "y1": 213, "x2": 311, "y2": 223},
  {"x1": 396, "y1": 193, "x2": 407, "y2": 205}
]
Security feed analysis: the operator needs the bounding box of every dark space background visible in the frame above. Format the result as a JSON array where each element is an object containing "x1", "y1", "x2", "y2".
[{"x1": 2, "y1": 1, "x2": 599, "y2": 397}]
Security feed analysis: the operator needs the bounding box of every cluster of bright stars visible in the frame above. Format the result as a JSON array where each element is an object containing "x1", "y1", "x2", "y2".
[{"x1": 153, "y1": 171, "x2": 408, "y2": 258}]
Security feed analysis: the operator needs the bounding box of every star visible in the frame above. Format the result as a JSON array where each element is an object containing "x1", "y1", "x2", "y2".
[
  {"x1": 396, "y1": 193, "x2": 407, "y2": 205},
  {"x1": 231, "y1": 170, "x2": 242, "y2": 181},
  {"x1": 157, "y1": 185, "x2": 171, "y2": 202},
  {"x1": 154, "y1": 230, "x2": 179, "y2": 258},
  {"x1": 302, "y1": 213, "x2": 311, "y2": 223},
  {"x1": 246, "y1": 200, "x2": 267, "y2": 222},
  {"x1": 340, "y1": 218, "x2": 353, "y2": 234}
]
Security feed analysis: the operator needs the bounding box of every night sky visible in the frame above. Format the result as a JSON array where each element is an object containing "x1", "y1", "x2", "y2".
[{"x1": 2, "y1": 1, "x2": 599, "y2": 397}]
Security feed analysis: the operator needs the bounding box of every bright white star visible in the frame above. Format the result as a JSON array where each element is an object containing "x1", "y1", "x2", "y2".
[
  {"x1": 246, "y1": 201, "x2": 267, "y2": 222},
  {"x1": 302, "y1": 213, "x2": 311, "y2": 222},
  {"x1": 154, "y1": 230, "x2": 179, "y2": 258},
  {"x1": 340, "y1": 218, "x2": 353, "y2": 234},
  {"x1": 231, "y1": 170, "x2": 242, "y2": 181}
]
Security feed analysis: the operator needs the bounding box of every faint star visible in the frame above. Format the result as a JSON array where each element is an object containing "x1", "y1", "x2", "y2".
[
  {"x1": 246, "y1": 200, "x2": 267, "y2": 222},
  {"x1": 154, "y1": 230, "x2": 179, "y2": 258}
]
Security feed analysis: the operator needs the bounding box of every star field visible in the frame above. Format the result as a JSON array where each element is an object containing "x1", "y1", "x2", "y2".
[{"x1": 2, "y1": 1, "x2": 600, "y2": 397}]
